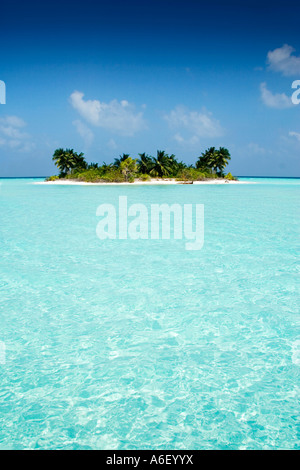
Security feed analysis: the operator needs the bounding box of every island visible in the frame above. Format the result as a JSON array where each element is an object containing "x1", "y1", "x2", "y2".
[{"x1": 44, "y1": 147, "x2": 238, "y2": 184}]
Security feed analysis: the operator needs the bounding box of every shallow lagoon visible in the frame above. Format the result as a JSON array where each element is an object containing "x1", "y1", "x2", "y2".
[{"x1": 0, "y1": 178, "x2": 299, "y2": 449}]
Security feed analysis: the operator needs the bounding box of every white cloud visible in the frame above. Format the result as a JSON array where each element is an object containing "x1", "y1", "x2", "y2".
[
  {"x1": 0, "y1": 116, "x2": 34, "y2": 152},
  {"x1": 260, "y1": 82, "x2": 293, "y2": 109},
  {"x1": 164, "y1": 105, "x2": 224, "y2": 145},
  {"x1": 247, "y1": 142, "x2": 271, "y2": 155},
  {"x1": 289, "y1": 131, "x2": 300, "y2": 142},
  {"x1": 267, "y1": 44, "x2": 300, "y2": 76},
  {"x1": 73, "y1": 119, "x2": 94, "y2": 147},
  {"x1": 174, "y1": 133, "x2": 200, "y2": 146},
  {"x1": 1, "y1": 116, "x2": 26, "y2": 128},
  {"x1": 70, "y1": 91, "x2": 146, "y2": 136},
  {"x1": 0, "y1": 116, "x2": 28, "y2": 140}
]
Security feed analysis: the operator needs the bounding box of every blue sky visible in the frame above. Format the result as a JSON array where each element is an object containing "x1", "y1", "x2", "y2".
[{"x1": 0, "y1": 0, "x2": 300, "y2": 176}]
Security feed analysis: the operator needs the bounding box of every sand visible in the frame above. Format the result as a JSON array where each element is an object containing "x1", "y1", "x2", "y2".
[{"x1": 34, "y1": 178, "x2": 252, "y2": 186}]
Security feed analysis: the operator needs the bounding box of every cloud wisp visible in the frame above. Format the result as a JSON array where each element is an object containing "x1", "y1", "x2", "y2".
[
  {"x1": 70, "y1": 91, "x2": 146, "y2": 136},
  {"x1": 72, "y1": 120, "x2": 94, "y2": 147},
  {"x1": 164, "y1": 105, "x2": 224, "y2": 146},
  {"x1": 289, "y1": 131, "x2": 300, "y2": 142},
  {"x1": 260, "y1": 82, "x2": 293, "y2": 109},
  {"x1": 267, "y1": 44, "x2": 300, "y2": 76},
  {"x1": 0, "y1": 116, "x2": 34, "y2": 152},
  {"x1": 247, "y1": 142, "x2": 272, "y2": 155}
]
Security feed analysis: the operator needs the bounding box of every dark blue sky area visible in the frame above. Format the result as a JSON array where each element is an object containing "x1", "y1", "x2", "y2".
[
  {"x1": 1, "y1": 1, "x2": 300, "y2": 176},
  {"x1": 2, "y1": 1, "x2": 299, "y2": 65}
]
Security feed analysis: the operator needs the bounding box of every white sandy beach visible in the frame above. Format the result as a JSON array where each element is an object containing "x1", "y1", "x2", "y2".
[{"x1": 34, "y1": 178, "x2": 251, "y2": 185}]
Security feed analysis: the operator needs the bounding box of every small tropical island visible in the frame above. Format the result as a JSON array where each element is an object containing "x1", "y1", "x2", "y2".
[{"x1": 45, "y1": 147, "x2": 238, "y2": 184}]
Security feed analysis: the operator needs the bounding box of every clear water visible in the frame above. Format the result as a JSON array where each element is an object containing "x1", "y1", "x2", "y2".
[{"x1": 0, "y1": 177, "x2": 299, "y2": 449}]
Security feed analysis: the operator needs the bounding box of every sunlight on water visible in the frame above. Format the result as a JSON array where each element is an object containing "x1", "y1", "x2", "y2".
[{"x1": 0, "y1": 178, "x2": 299, "y2": 449}]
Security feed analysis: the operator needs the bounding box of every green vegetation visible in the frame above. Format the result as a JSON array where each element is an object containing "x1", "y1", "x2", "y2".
[
  {"x1": 196, "y1": 147, "x2": 231, "y2": 176},
  {"x1": 52, "y1": 148, "x2": 87, "y2": 177},
  {"x1": 224, "y1": 172, "x2": 236, "y2": 180},
  {"x1": 46, "y1": 175, "x2": 60, "y2": 181},
  {"x1": 120, "y1": 157, "x2": 138, "y2": 182},
  {"x1": 48, "y1": 147, "x2": 236, "y2": 182}
]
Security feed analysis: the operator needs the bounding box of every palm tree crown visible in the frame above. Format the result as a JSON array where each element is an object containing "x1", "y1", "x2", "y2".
[{"x1": 52, "y1": 148, "x2": 86, "y2": 176}]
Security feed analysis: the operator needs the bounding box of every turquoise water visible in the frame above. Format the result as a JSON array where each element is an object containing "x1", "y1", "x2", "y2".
[{"x1": 0, "y1": 177, "x2": 299, "y2": 449}]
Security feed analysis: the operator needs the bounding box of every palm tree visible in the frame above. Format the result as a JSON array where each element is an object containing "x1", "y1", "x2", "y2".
[
  {"x1": 114, "y1": 153, "x2": 130, "y2": 168},
  {"x1": 168, "y1": 153, "x2": 179, "y2": 175},
  {"x1": 52, "y1": 148, "x2": 75, "y2": 176},
  {"x1": 73, "y1": 151, "x2": 87, "y2": 170},
  {"x1": 214, "y1": 147, "x2": 231, "y2": 176},
  {"x1": 195, "y1": 147, "x2": 231, "y2": 175},
  {"x1": 88, "y1": 162, "x2": 99, "y2": 169},
  {"x1": 176, "y1": 161, "x2": 187, "y2": 171},
  {"x1": 150, "y1": 150, "x2": 173, "y2": 177},
  {"x1": 196, "y1": 147, "x2": 215, "y2": 171},
  {"x1": 102, "y1": 162, "x2": 113, "y2": 170},
  {"x1": 52, "y1": 148, "x2": 87, "y2": 177},
  {"x1": 137, "y1": 153, "x2": 154, "y2": 174}
]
